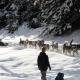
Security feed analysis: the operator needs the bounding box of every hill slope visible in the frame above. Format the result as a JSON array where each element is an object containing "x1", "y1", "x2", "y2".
[{"x1": 0, "y1": 23, "x2": 80, "y2": 44}]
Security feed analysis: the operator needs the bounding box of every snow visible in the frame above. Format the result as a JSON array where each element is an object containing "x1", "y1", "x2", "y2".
[
  {"x1": 0, "y1": 23, "x2": 80, "y2": 80},
  {"x1": 0, "y1": 22, "x2": 80, "y2": 44},
  {"x1": 0, "y1": 46, "x2": 80, "y2": 80}
]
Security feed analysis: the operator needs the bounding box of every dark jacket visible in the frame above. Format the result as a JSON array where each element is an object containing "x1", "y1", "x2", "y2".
[{"x1": 37, "y1": 52, "x2": 51, "y2": 71}]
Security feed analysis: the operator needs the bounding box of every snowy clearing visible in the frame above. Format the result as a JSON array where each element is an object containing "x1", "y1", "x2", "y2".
[
  {"x1": 0, "y1": 46, "x2": 80, "y2": 80},
  {"x1": 0, "y1": 24, "x2": 80, "y2": 80}
]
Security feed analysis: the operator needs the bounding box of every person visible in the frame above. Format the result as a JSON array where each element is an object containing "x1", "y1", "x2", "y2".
[
  {"x1": 70, "y1": 39, "x2": 73, "y2": 45},
  {"x1": 37, "y1": 47, "x2": 51, "y2": 80},
  {"x1": 55, "y1": 72, "x2": 64, "y2": 80}
]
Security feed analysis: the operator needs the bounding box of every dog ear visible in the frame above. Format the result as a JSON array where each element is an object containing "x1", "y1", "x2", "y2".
[{"x1": 58, "y1": 72, "x2": 64, "y2": 77}]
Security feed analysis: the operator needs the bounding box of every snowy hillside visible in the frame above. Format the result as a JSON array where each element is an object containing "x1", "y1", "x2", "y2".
[
  {"x1": 0, "y1": 0, "x2": 80, "y2": 80},
  {"x1": 0, "y1": 24, "x2": 80, "y2": 80},
  {"x1": 0, "y1": 23, "x2": 80, "y2": 44}
]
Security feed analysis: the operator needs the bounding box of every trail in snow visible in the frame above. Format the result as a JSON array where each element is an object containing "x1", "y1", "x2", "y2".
[{"x1": 0, "y1": 46, "x2": 80, "y2": 80}]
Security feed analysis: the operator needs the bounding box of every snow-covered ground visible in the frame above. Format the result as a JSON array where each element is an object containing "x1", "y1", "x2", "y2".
[
  {"x1": 0, "y1": 46, "x2": 80, "y2": 80},
  {"x1": 0, "y1": 24, "x2": 80, "y2": 80}
]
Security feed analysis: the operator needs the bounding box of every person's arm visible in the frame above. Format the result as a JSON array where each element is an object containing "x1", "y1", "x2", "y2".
[
  {"x1": 37, "y1": 55, "x2": 39, "y2": 68},
  {"x1": 48, "y1": 62, "x2": 51, "y2": 70},
  {"x1": 37, "y1": 54, "x2": 41, "y2": 70},
  {"x1": 47, "y1": 56, "x2": 51, "y2": 70}
]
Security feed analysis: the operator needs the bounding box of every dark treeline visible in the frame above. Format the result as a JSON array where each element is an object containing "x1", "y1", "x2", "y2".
[{"x1": 0, "y1": 0, "x2": 80, "y2": 35}]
